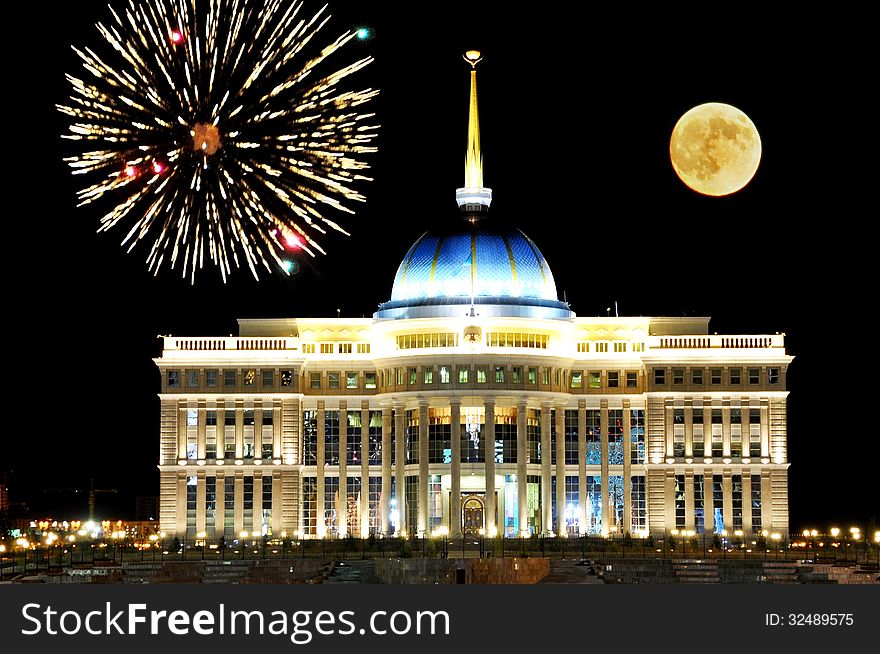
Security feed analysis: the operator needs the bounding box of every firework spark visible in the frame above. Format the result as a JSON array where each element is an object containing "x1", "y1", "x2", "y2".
[{"x1": 58, "y1": 0, "x2": 379, "y2": 281}]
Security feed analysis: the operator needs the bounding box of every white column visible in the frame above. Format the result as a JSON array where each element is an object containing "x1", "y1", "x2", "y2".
[
  {"x1": 555, "y1": 405, "x2": 566, "y2": 536},
  {"x1": 484, "y1": 398, "x2": 496, "y2": 536},
  {"x1": 540, "y1": 403, "x2": 552, "y2": 535},
  {"x1": 360, "y1": 401, "x2": 370, "y2": 538},
  {"x1": 394, "y1": 404, "x2": 406, "y2": 535},
  {"x1": 381, "y1": 408, "x2": 392, "y2": 535},
  {"x1": 516, "y1": 400, "x2": 528, "y2": 536},
  {"x1": 450, "y1": 399, "x2": 462, "y2": 537}
]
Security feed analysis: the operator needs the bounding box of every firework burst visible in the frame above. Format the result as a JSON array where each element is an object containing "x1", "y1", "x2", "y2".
[{"x1": 58, "y1": 0, "x2": 379, "y2": 281}]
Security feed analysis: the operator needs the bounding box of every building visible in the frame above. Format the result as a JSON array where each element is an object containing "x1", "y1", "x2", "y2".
[
  {"x1": 155, "y1": 52, "x2": 792, "y2": 540},
  {"x1": 0, "y1": 483, "x2": 8, "y2": 515}
]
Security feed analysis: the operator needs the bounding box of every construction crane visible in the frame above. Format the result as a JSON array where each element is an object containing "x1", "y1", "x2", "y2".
[{"x1": 88, "y1": 479, "x2": 118, "y2": 522}]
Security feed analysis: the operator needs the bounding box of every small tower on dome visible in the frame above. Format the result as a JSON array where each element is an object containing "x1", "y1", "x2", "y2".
[{"x1": 455, "y1": 50, "x2": 493, "y2": 221}]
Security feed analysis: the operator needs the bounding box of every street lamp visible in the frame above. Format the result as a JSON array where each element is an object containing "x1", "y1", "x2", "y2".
[{"x1": 830, "y1": 527, "x2": 840, "y2": 538}]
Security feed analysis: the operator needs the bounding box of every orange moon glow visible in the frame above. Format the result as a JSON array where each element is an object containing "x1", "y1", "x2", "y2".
[{"x1": 670, "y1": 102, "x2": 761, "y2": 196}]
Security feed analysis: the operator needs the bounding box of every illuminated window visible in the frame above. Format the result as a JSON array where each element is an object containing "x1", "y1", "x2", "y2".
[
  {"x1": 730, "y1": 368, "x2": 741, "y2": 385},
  {"x1": 711, "y1": 368, "x2": 722, "y2": 385},
  {"x1": 527, "y1": 367, "x2": 537, "y2": 384},
  {"x1": 768, "y1": 368, "x2": 779, "y2": 384},
  {"x1": 302, "y1": 411, "x2": 317, "y2": 465},
  {"x1": 439, "y1": 366, "x2": 450, "y2": 384},
  {"x1": 541, "y1": 368, "x2": 550, "y2": 385},
  {"x1": 320, "y1": 343, "x2": 333, "y2": 354},
  {"x1": 408, "y1": 368, "x2": 417, "y2": 385},
  {"x1": 281, "y1": 370, "x2": 293, "y2": 387},
  {"x1": 630, "y1": 475, "x2": 646, "y2": 533},
  {"x1": 396, "y1": 369, "x2": 404, "y2": 385},
  {"x1": 357, "y1": 343, "x2": 371, "y2": 354},
  {"x1": 486, "y1": 332, "x2": 547, "y2": 349},
  {"x1": 512, "y1": 367, "x2": 522, "y2": 384},
  {"x1": 694, "y1": 474, "x2": 704, "y2": 533},
  {"x1": 673, "y1": 409, "x2": 685, "y2": 457},
  {"x1": 570, "y1": 371, "x2": 583, "y2": 388},
  {"x1": 168, "y1": 370, "x2": 180, "y2": 387},
  {"x1": 632, "y1": 343, "x2": 645, "y2": 353},
  {"x1": 187, "y1": 370, "x2": 199, "y2": 387},
  {"x1": 691, "y1": 368, "x2": 703, "y2": 385},
  {"x1": 748, "y1": 368, "x2": 760, "y2": 384},
  {"x1": 654, "y1": 369, "x2": 666, "y2": 385},
  {"x1": 206, "y1": 369, "x2": 218, "y2": 387},
  {"x1": 674, "y1": 475, "x2": 686, "y2": 529},
  {"x1": 324, "y1": 411, "x2": 340, "y2": 465},
  {"x1": 244, "y1": 369, "x2": 256, "y2": 386},
  {"x1": 309, "y1": 372, "x2": 321, "y2": 389},
  {"x1": 589, "y1": 371, "x2": 601, "y2": 389},
  {"x1": 396, "y1": 332, "x2": 458, "y2": 349},
  {"x1": 751, "y1": 474, "x2": 762, "y2": 532},
  {"x1": 613, "y1": 342, "x2": 626, "y2": 353},
  {"x1": 187, "y1": 409, "x2": 198, "y2": 427},
  {"x1": 595, "y1": 342, "x2": 608, "y2": 353},
  {"x1": 476, "y1": 368, "x2": 487, "y2": 383},
  {"x1": 495, "y1": 366, "x2": 505, "y2": 383},
  {"x1": 424, "y1": 368, "x2": 434, "y2": 384},
  {"x1": 244, "y1": 409, "x2": 255, "y2": 426},
  {"x1": 261, "y1": 369, "x2": 274, "y2": 387},
  {"x1": 346, "y1": 372, "x2": 358, "y2": 389},
  {"x1": 673, "y1": 368, "x2": 684, "y2": 384},
  {"x1": 608, "y1": 371, "x2": 619, "y2": 388},
  {"x1": 302, "y1": 343, "x2": 315, "y2": 354},
  {"x1": 577, "y1": 342, "x2": 589, "y2": 353},
  {"x1": 458, "y1": 367, "x2": 469, "y2": 383},
  {"x1": 630, "y1": 410, "x2": 645, "y2": 464},
  {"x1": 626, "y1": 371, "x2": 637, "y2": 388},
  {"x1": 328, "y1": 372, "x2": 340, "y2": 389},
  {"x1": 338, "y1": 343, "x2": 352, "y2": 354},
  {"x1": 586, "y1": 410, "x2": 601, "y2": 465},
  {"x1": 223, "y1": 369, "x2": 236, "y2": 386},
  {"x1": 732, "y1": 475, "x2": 743, "y2": 530},
  {"x1": 365, "y1": 372, "x2": 377, "y2": 389}
]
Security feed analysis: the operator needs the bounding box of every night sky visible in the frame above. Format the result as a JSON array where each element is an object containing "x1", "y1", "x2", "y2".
[{"x1": 4, "y1": 3, "x2": 875, "y2": 531}]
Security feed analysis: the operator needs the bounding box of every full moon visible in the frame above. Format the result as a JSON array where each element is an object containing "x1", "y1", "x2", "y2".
[{"x1": 669, "y1": 102, "x2": 761, "y2": 196}]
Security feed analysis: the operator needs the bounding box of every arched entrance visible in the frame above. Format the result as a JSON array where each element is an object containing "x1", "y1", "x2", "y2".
[{"x1": 461, "y1": 495, "x2": 485, "y2": 535}]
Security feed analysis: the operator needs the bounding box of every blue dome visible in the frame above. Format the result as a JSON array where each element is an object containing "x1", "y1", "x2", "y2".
[{"x1": 389, "y1": 226, "x2": 558, "y2": 303}]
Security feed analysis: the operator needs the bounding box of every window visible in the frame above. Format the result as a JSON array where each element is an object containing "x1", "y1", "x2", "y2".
[
  {"x1": 302, "y1": 343, "x2": 315, "y2": 354},
  {"x1": 224, "y1": 369, "x2": 236, "y2": 387},
  {"x1": 338, "y1": 343, "x2": 352, "y2": 354},
  {"x1": 187, "y1": 370, "x2": 199, "y2": 387},
  {"x1": 630, "y1": 410, "x2": 645, "y2": 465},
  {"x1": 365, "y1": 372, "x2": 377, "y2": 389},
  {"x1": 244, "y1": 410, "x2": 255, "y2": 426},
  {"x1": 261, "y1": 369, "x2": 274, "y2": 387},
  {"x1": 396, "y1": 332, "x2": 458, "y2": 349},
  {"x1": 654, "y1": 369, "x2": 666, "y2": 385},
  {"x1": 318, "y1": 343, "x2": 332, "y2": 354},
  {"x1": 485, "y1": 332, "x2": 547, "y2": 348},
  {"x1": 673, "y1": 368, "x2": 684, "y2": 384},
  {"x1": 357, "y1": 343, "x2": 371, "y2": 354},
  {"x1": 711, "y1": 368, "x2": 722, "y2": 385},
  {"x1": 587, "y1": 371, "x2": 600, "y2": 389},
  {"x1": 439, "y1": 366, "x2": 450, "y2": 384},
  {"x1": 244, "y1": 369, "x2": 256, "y2": 386},
  {"x1": 495, "y1": 366, "x2": 505, "y2": 383},
  {"x1": 206, "y1": 369, "x2": 218, "y2": 387},
  {"x1": 281, "y1": 370, "x2": 293, "y2": 387},
  {"x1": 408, "y1": 368, "x2": 417, "y2": 385},
  {"x1": 626, "y1": 371, "x2": 638, "y2": 388},
  {"x1": 613, "y1": 342, "x2": 626, "y2": 353},
  {"x1": 424, "y1": 368, "x2": 434, "y2": 384},
  {"x1": 512, "y1": 367, "x2": 522, "y2": 384},
  {"x1": 328, "y1": 372, "x2": 340, "y2": 389},
  {"x1": 309, "y1": 372, "x2": 321, "y2": 389},
  {"x1": 396, "y1": 369, "x2": 404, "y2": 385},
  {"x1": 731, "y1": 408, "x2": 741, "y2": 424},
  {"x1": 691, "y1": 368, "x2": 703, "y2": 385},
  {"x1": 168, "y1": 370, "x2": 180, "y2": 387},
  {"x1": 570, "y1": 372, "x2": 583, "y2": 388},
  {"x1": 344, "y1": 372, "x2": 357, "y2": 389},
  {"x1": 632, "y1": 343, "x2": 645, "y2": 353},
  {"x1": 595, "y1": 342, "x2": 608, "y2": 353},
  {"x1": 224, "y1": 411, "x2": 236, "y2": 427},
  {"x1": 541, "y1": 368, "x2": 550, "y2": 385},
  {"x1": 476, "y1": 368, "x2": 487, "y2": 383},
  {"x1": 768, "y1": 368, "x2": 779, "y2": 384},
  {"x1": 303, "y1": 411, "x2": 317, "y2": 465},
  {"x1": 187, "y1": 409, "x2": 198, "y2": 427},
  {"x1": 748, "y1": 368, "x2": 760, "y2": 384},
  {"x1": 527, "y1": 367, "x2": 537, "y2": 384},
  {"x1": 205, "y1": 410, "x2": 217, "y2": 426},
  {"x1": 458, "y1": 367, "x2": 469, "y2": 383},
  {"x1": 608, "y1": 371, "x2": 619, "y2": 388},
  {"x1": 577, "y1": 342, "x2": 589, "y2": 353},
  {"x1": 262, "y1": 409, "x2": 273, "y2": 426},
  {"x1": 730, "y1": 368, "x2": 741, "y2": 385}
]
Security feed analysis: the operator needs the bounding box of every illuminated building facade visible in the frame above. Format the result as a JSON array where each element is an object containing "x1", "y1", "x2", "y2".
[{"x1": 156, "y1": 52, "x2": 792, "y2": 540}]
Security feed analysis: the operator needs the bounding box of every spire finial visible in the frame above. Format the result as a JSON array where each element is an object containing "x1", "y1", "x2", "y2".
[{"x1": 456, "y1": 50, "x2": 492, "y2": 215}]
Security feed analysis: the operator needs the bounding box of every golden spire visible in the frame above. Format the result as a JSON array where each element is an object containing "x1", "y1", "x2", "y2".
[
  {"x1": 456, "y1": 50, "x2": 492, "y2": 212},
  {"x1": 464, "y1": 50, "x2": 483, "y2": 188}
]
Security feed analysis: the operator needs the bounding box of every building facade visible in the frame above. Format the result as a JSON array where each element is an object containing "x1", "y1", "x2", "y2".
[{"x1": 155, "y1": 52, "x2": 792, "y2": 540}]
